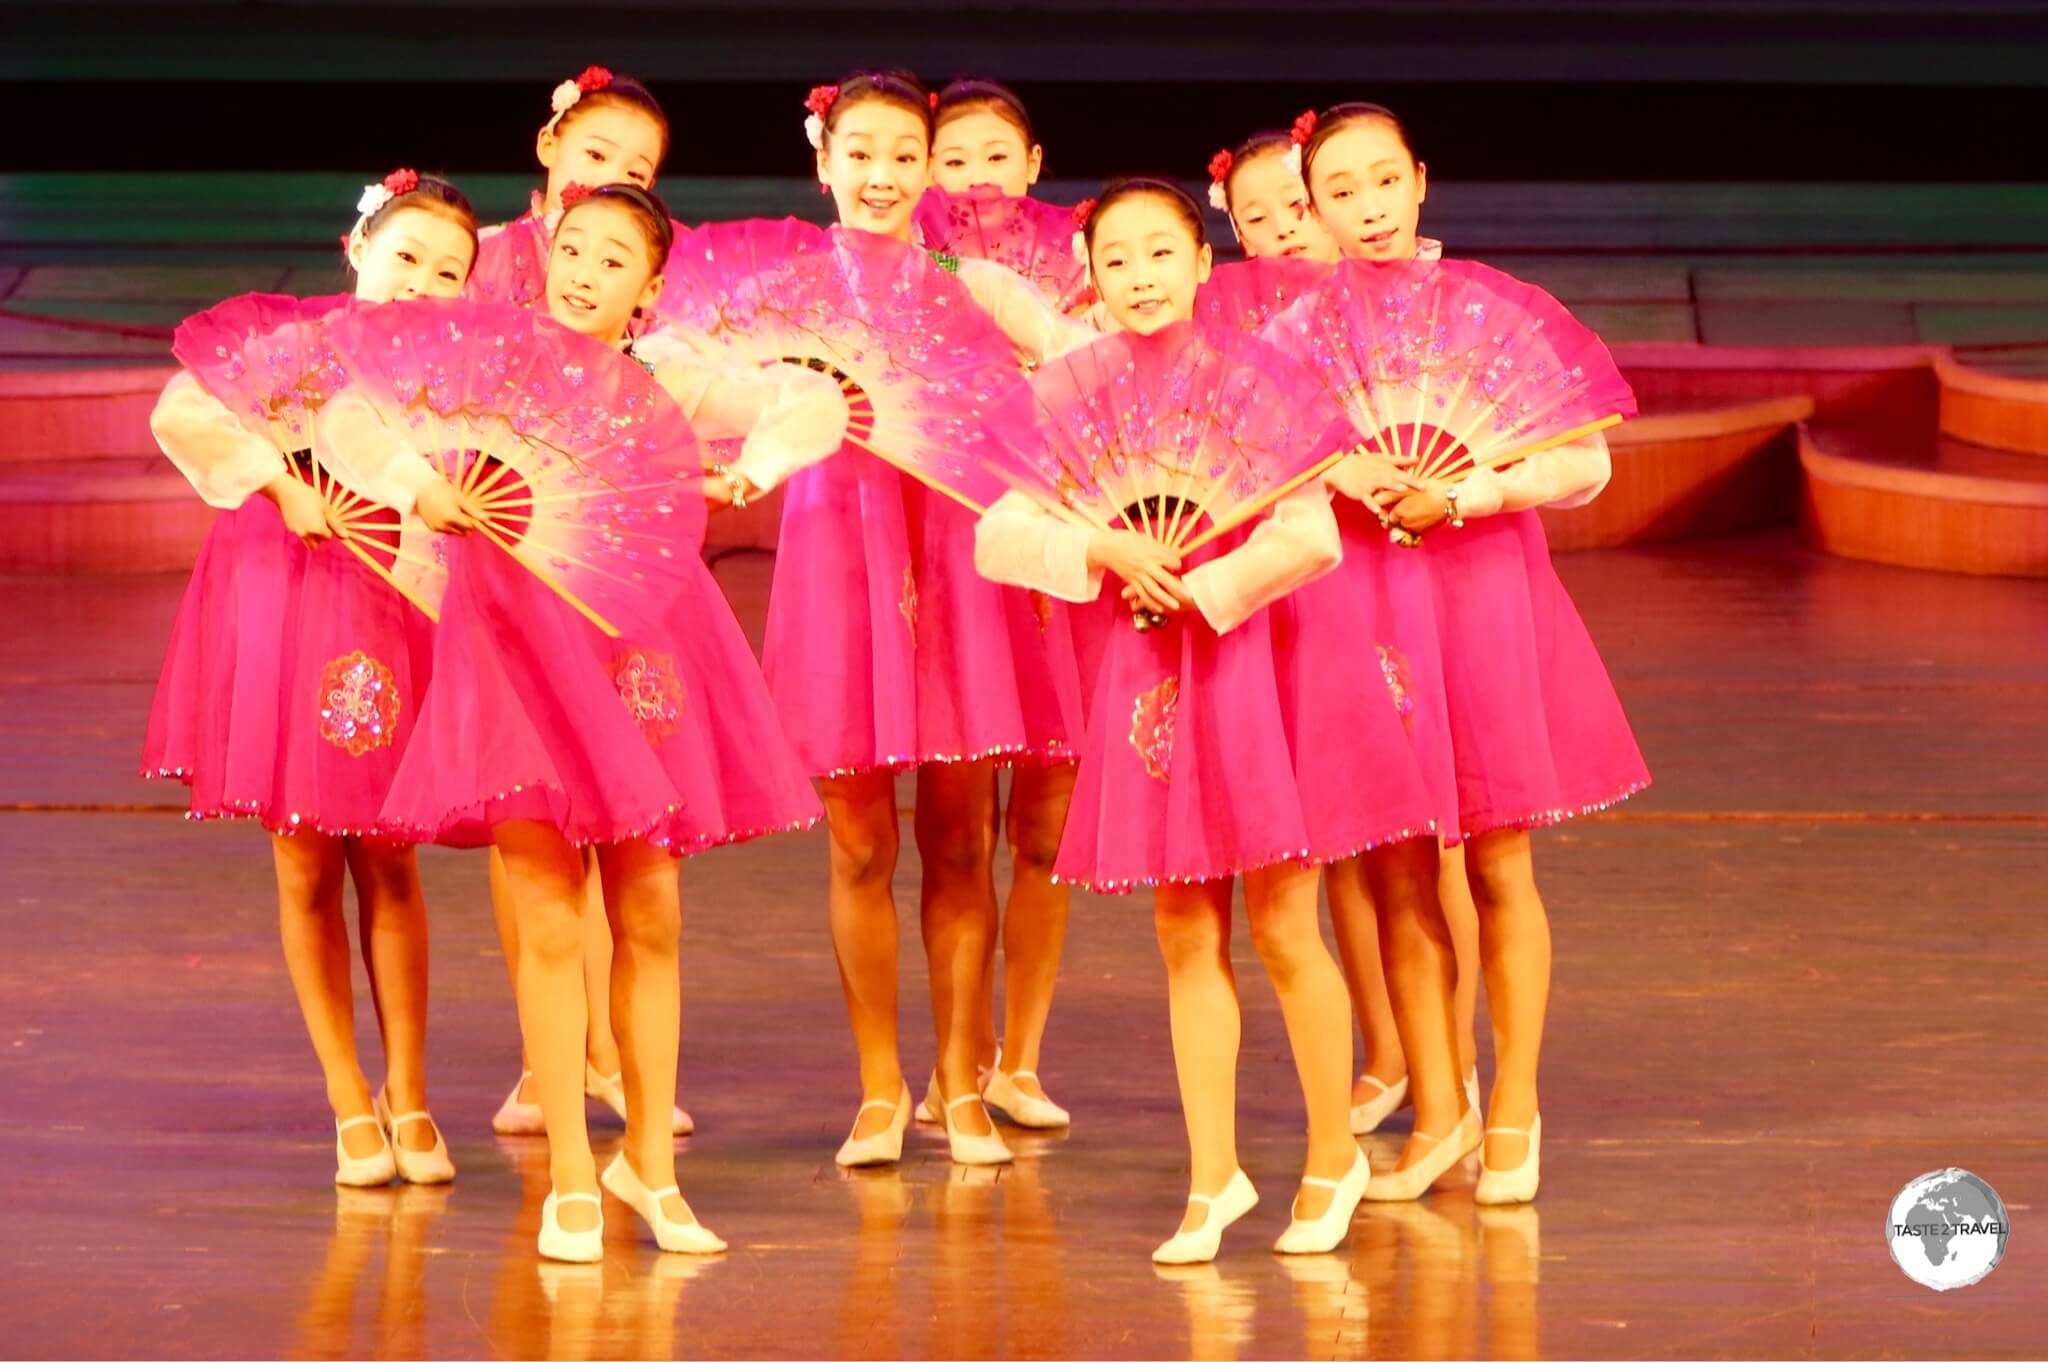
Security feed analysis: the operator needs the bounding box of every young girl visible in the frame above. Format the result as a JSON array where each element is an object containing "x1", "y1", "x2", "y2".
[
  {"x1": 467, "y1": 66, "x2": 695, "y2": 1141},
  {"x1": 1208, "y1": 117, "x2": 1483, "y2": 1139},
  {"x1": 320, "y1": 184, "x2": 830, "y2": 1261},
  {"x1": 919, "y1": 76, "x2": 1081, "y2": 1132},
  {"x1": 975, "y1": 179, "x2": 1441, "y2": 1261},
  {"x1": 469, "y1": 66, "x2": 675, "y2": 309},
  {"x1": 144, "y1": 171, "x2": 480, "y2": 1186},
  {"x1": 1207, "y1": 117, "x2": 1339, "y2": 264},
  {"x1": 769, "y1": 71, "x2": 1082, "y2": 1168},
  {"x1": 1299, "y1": 102, "x2": 1651, "y2": 1201}
]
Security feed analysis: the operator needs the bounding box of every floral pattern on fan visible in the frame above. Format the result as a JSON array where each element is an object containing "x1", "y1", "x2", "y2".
[
  {"x1": 913, "y1": 186, "x2": 1095, "y2": 315},
  {"x1": 649, "y1": 219, "x2": 1025, "y2": 511},
  {"x1": 1267, "y1": 257, "x2": 1637, "y2": 487},
  {"x1": 981, "y1": 321, "x2": 1358, "y2": 556},
  {"x1": 1196, "y1": 257, "x2": 1332, "y2": 336},
  {"x1": 322, "y1": 298, "x2": 706, "y2": 638}
]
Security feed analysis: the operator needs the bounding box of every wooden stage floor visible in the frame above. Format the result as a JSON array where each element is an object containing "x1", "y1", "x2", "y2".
[{"x1": 1, "y1": 532, "x2": 2042, "y2": 1359}]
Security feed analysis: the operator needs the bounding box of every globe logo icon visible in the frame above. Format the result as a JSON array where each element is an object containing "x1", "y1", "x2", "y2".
[{"x1": 1888, "y1": 1168, "x2": 2009, "y2": 1290}]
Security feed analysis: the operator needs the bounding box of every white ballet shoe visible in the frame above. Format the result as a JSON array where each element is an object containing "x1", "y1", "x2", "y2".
[
  {"x1": 334, "y1": 1114, "x2": 396, "y2": 1187},
  {"x1": 1152, "y1": 1170, "x2": 1259, "y2": 1265},
  {"x1": 601, "y1": 1152, "x2": 726, "y2": 1254},
  {"x1": 983, "y1": 1067, "x2": 1072, "y2": 1130},
  {"x1": 1349, "y1": 1074, "x2": 1409, "y2": 1135},
  {"x1": 491, "y1": 1070, "x2": 545, "y2": 1136},
  {"x1": 1474, "y1": 1113, "x2": 1541, "y2": 1205},
  {"x1": 834, "y1": 1085, "x2": 911, "y2": 1167},
  {"x1": 913, "y1": 1070, "x2": 941, "y2": 1124},
  {"x1": 1361, "y1": 1107, "x2": 1482, "y2": 1201},
  {"x1": 584, "y1": 1062, "x2": 694, "y2": 1136},
  {"x1": 538, "y1": 1190, "x2": 604, "y2": 1263},
  {"x1": 374, "y1": 1090, "x2": 455, "y2": 1185},
  {"x1": 1274, "y1": 1149, "x2": 1371, "y2": 1254},
  {"x1": 941, "y1": 1091, "x2": 1013, "y2": 1166}
]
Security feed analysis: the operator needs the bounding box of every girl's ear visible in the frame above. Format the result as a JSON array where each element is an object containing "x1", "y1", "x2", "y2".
[
  {"x1": 1414, "y1": 161, "x2": 1428, "y2": 205},
  {"x1": 536, "y1": 124, "x2": 560, "y2": 171},
  {"x1": 1025, "y1": 143, "x2": 1045, "y2": 186},
  {"x1": 1194, "y1": 241, "x2": 1215, "y2": 284},
  {"x1": 345, "y1": 229, "x2": 367, "y2": 273},
  {"x1": 638, "y1": 272, "x2": 666, "y2": 315},
  {"x1": 814, "y1": 145, "x2": 832, "y2": 190}
]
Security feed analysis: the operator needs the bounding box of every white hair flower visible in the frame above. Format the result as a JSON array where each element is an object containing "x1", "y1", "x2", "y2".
[
  {"x1": 1281, "y1": 143, "x2": 1304, "y2": 180},
  {"x1": 355, "y1": 182, "x2": 396, "y2": 217},
  {"x1": 551, "y1": 80, "x2": 581, "y2": 116},
  {"x1": 804, "y1": 112, "x2": 826, "y2": 151},
  {"x1": 1207, "y1": 180, "x2": 1229, "y2": 212}
]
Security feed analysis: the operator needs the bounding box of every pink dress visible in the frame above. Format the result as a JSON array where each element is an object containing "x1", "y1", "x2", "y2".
[
  {"x1": 316, "y1": 303, "x2": 822, "y2": 851},
  {"x1": 1268, "y1": 252, "x2": 1649, "y2": 838},
  {"x1": 142, "y1": 295, "x2": 433, "y2": 837},
  {"x1": 699, "y1": 226, "x2": 1081, "y2": 777}
]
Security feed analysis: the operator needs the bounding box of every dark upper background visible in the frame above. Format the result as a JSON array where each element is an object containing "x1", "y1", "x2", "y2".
[{"x1": 3, "y1": 0, "x2": 2047, "y2": 181}]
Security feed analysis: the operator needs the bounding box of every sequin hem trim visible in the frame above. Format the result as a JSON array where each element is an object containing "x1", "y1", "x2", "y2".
[
  {"x1": 1455, "y1": 777, "x2": 1651, "y2": 841},
  {"x1": 377, "y1": 773, "x2": 823, "y2": 857},
  {"x1": 809, "y1": 737, "x2": 1076, "y2": 781},
  {"x1": 138, "y1": 767, "x2": 415, "y2": 842},
  {"x1": 1051, "y1": 819, "x2": 1442, "y2": 895}
]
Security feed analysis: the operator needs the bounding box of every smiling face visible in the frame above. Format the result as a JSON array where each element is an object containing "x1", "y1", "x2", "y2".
[
  {"x1": 544, "y1": 199, "x2": 664, "y2": 344},
  {"x1": 1088, "y1": 194, "x2": 1213, "y2": 335},
  {"x1": 1229, "y1": 149, "x2": 1338, "y2": 262},
  {"x1": 817, "y1": 98, "x2": 931, "y2": 240},
  {"x1": 932, "y1": 107, "x2": 1042, "y2": 196},
  {"x1": 349, "y1": 206, "x2": 476, "y2": 303},
  {"x1": 1306, "y1": 119, "x2": 1428, "y2": 262},
  {"x1": 537, "y1": 103, "x2": 665, "y2": 213}
]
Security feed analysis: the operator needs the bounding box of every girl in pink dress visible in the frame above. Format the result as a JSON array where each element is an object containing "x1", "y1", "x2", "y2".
[
  {"x1": 975, "y1": 179, "x2": 1440, "y2": 1262},
  {"x1": 1207, "y1": 117, "x2": 1485, "y2": 1140},
  {"x1": 468, "y1": 66, "x2": 697, "y2": 1142},
  {"x1": 143, "y1": 171, "x2": 480, "y2": 1187},
  {"x1": 751, "y1": 71, "x2": 1082, "y2": 1170},
  {"x1": 320, "y1": 184, "x2": 830, "y2": 1262},
  {"x1": 918, "y1": 77, "x2": 1084, "y2": 1132},
  {"x1": 1297, "y1": 102, "x2": 1651, "y2": 1202},
  {"x1": 469, "y1": 66, "x2": 678, "y2": 309}
]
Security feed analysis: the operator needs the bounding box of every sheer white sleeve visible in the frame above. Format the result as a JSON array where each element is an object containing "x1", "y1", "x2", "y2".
[
  {"x1": 973, "y1": 490, "x2": 1102, "y2": 602},
  {"x1": 149, "y1": 372, "x2": 286, "y2": 510},
  {"x1": 1452, "y1": 429, "x2": 1612, "y2": 518},
  {"x1": 1182, "y1": 481, "x2": 1343, "y2": 635}
]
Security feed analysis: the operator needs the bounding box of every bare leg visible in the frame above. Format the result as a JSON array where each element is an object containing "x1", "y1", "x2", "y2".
[
  {"x1": 273, "y1": 830, "x2": 378, "y2": 1157},
  {"x1": 485, "y1": 848, "x2": 535, "y2": 1103},
  {"x1": 495, "y1": 819, "x2": 598, "y2": 1230},
  {"x1": 1326, "y1": 857, "x2": 1408, "y2": 1104},
  {"x1": 1244, "y1": 863, "x2": 1357, "y2": 1220},
  {"x1": 1464, "y1": 829, "x2": 1549, "y2": 1170},
  {"x1": 990, "y1": 762, "x2": 1074, "y2": 1092},
  {"x1": 1153, "y1": 880, "x2": 1241, "y2": 1233},
  {"x1": 913, "y1": 760, "x2": 1000, "y2": 1133},
  {"x1": 580, "y1": 852, "x2": 623, "y2": 1078},
  {"x1": 593, "y1": 837, "x2": 705, "y2": 1227},
  {"x1": 1440, "y1": 843, "x2": 1482, "y2": 1083},
  {"x1": 345, "y1": 840, "x2": 434, "y2": 1150},
  {"x1": 822, "y1": 770, "x2": 906, "y2": 1140},
  {"x1": 1361, "y1": 836, "x2": 1466, "y2": 1172}
]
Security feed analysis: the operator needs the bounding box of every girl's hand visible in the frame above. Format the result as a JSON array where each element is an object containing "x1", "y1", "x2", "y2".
[
  {"x1": 1088, "y1": 529, "x2": 1191, "y2": 617},
  {"x1": 414, "y1": 477, "x2": 484, "y2": 535},
  {"x1": 1325, "y1": 449, "x2": 1418, "y2": 510},
  {"x1": 263, "y1": 473, "x2": 334, "y2": 548},
  {"x1": 1387, "y1": 479, "x2": 1454, "y2": 533}
]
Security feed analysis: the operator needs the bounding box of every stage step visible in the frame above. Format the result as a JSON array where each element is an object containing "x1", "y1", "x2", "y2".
[
  {"x1": 1541, "y1": 394, "x2": 1811, "y2": 549},
  {"x1": 1799, "y1": 420, "x2": 2048, "y2": 577},
  {"x1": 0, "y1": 455, "x2": 213, "y2": 573},
  {"x1": 1936, "y1": 354, "x2": 2048, "y2": 457}
]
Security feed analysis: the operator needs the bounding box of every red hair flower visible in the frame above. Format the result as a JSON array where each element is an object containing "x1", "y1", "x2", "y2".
[
  {"x1": 1206, "y1": 150, "x2": 1234, "y2": 185},
  {"x1": 804, "y1": 84, "x2": 840, "y2": 119},
  {"x1": 381, "y1": 167, "x2": 420, "y2": 196},
  {"x1": 1071, "y1": 197, "x2": 1098, "y2": 227},
  {"x1": 558, "y1": 181, "x2": 594, "y2": 208},
  {"x1": 929, "y1": 91, "x2": 940, "y2": 111},
  {"x1": 1290, "y1": 110, "x2": 1319, "y2": 146},
  {"x1": 575, "y1": 65, "x2": 613, "y2": 93}
]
